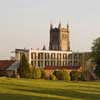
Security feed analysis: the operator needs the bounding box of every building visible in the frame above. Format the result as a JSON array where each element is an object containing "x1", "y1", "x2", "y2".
[
  {"x1": 15, "y1": 49, "x2": 90, "y2": 68},
  {"x1": 0, "y1": 60, "x2": 19, "y2": 77},
  {"x1": 15, "y1": 49, "x2": 92, "y2": 77},
  {"x1": 49, "y1": 22, "x2": 70, "y2": 51},
  {"x1": 15, "y1": 21, "x2": 94, "y2": 78},
  {"x1": 15, "y1": 22, "x2": 91, "y2": 72}
]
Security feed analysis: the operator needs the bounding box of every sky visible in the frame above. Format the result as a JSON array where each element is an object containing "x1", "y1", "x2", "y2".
[{"x1": 0, "y1": 0, "x2": 100, "y2": 59}]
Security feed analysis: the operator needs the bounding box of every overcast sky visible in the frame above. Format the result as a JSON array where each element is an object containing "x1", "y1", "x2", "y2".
[{"x1": 0, "y1": 0, "x2": 100, "y2": 59}]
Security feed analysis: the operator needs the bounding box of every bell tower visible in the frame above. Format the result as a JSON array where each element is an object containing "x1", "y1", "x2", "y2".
[{"x1": 49, "y1": 21, "x2": 70, "y2": 51}]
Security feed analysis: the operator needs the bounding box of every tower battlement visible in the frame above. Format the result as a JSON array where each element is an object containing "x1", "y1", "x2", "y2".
[{"x1": 49, "y1": 22, "x2": 70, "y2": 51}]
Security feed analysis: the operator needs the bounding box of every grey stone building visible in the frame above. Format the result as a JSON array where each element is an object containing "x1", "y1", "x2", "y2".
[{"x1": 49, "y1": 22, "x2": 70, "y2": 51}]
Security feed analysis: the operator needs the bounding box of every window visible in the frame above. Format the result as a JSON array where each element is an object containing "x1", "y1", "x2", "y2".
[
  {"x1": 51, "y1": 53, "x2": 55, "y2": 59},
  {"x1": 57, "y1": 61, "x2": 61, "y2": 66},
  {"x1": 57, "y1": 53, "x2": 61, "y2": 59},
  {"x1": 63, "y1": 54, "x2": 67, "y2": 59},
  {"x1": 51, "y1": 61, "x2": 55, "y2": 66},
  {"x1": 68, "y1": 54, "x2": 72, "y2": 59},
  {"x1": 38, "y1": 53, "x2": 43, "y2": 59},
  {"x1": 31, "y1": 53, "x2": 36, "y2": 59},
  {"x1": 63, "y1": 61, "x2": 67, "y2": 66},
  {"x1": 45, "y1": 53, "x2": 49, "y2": 59},
  {"x1": 31, "y1": 61, "x2": 36, "y2": 66},
  {"x1": 45, "y1": 61, "x2": 49, "y2": 66},
  {"x1": 68, "y1": 61, "x2": 72, "y2": 66}
]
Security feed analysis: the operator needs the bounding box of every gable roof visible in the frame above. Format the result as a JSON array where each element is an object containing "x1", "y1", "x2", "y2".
[
  {"x1": 0, "y1": 60, "x2": 15, "y2": 70},
  {"x1": 7, "y1": 61, "x2": 20, "y2": 71}
]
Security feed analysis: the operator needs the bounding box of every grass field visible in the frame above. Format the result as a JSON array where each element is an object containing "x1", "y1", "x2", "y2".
[{"x1": 0, "y1": 77, "x2": 100, "y2": 100}]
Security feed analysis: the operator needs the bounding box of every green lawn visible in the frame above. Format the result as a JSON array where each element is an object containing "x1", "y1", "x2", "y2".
[{"x1": 0, "y1": 77, "x2": 100, "y2": 100}]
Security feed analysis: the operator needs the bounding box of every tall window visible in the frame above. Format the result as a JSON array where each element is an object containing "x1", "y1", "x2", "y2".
[
  {"x1": 63, "y1": 61, "x2": 67, "y2": 66},
  {"x1": 31, "y1": 53, "x2": 36, "y2": 59},
  {"x1": 51, "y1": 53, "x2": 55, "y2": 59},
  {"x1": 57, "y1": 53, "x2": 61, "y2": 59},
  {"x1": 31, "y1": 61, "x2": 36, "y2": 66},
  {"x1": 45, "y1": 61, "x2": 49, "y2": 66},
  {"x1": 45, "y1": 53, "x2": 49, "y2": 59},
  {"x1": 57, "y1": 61, "x2": 61, "y2": 66},
  {"x1": 68, "y1": 54, "x2": 72, "y2": 60},
  {"x1": 68, "y1": 61, "x2": 72, "y2": 66},
  {"x1": 51, "y1": 61, "x2": 55, "y2": 66},
  {"x1": 38, "y1": 53, "x2": 43, "y2": 59},
  {"x1": 63, "y1": 54, "x2": 67, "y2": 59}
]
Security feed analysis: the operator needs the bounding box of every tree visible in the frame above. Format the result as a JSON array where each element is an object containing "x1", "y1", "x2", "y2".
[
  {"x1": 91, "y1": 37, "x2": 100, "y2": 77},
  {"x1": 32, "y1": 67, "x2": 42, "y2": 79},
  {"x1": 18, "y1": 53, "x2": 30, "y2": 78}
]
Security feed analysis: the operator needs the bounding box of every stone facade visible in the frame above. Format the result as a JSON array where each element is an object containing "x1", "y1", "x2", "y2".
[
  {"x1": 15, "y1": 49, "x2": 84, "y2": 68},
  {"x1": 49, "y1": 22, "x2": 70, "y2": 51}
]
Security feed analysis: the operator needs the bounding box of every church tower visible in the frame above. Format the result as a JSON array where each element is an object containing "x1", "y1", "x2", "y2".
[{"x1": 49, "y1": 21, "x2": 70, "y2": 51}]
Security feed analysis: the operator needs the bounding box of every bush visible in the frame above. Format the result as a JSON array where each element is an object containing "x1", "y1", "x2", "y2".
[
  {"x1": 53, "y1": 71, "x2": 62, "y2": 80},
  {"x1": 70, "y1": 71, "x2": 85, "y2": 81},
  {"x1": 80, "y1": 73, "x2": 85, "y2": 81},
  {"x1": 32, "y1": 67, "x2": 42, "y2": 79},
  {"x1": 53, "y1": 70, "x2": 70, "y2": 81},
  {"x1": 63, "y1": 71, "x2": 70, "y2": 81},
  {"x1": 49, "y1": 74, "x2": 56, "y2": 80},
  {"x1": 41, "y1": 69, "x2": 46, "y2": 79}
]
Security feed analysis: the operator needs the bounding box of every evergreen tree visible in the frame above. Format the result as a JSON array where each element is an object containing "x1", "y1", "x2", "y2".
[
  {"x1": 92, "y1": 37, "x2": 100, "y2": 77},
  {"x1": 18, "y1": 53, "x2": 30, "y2": 78}
]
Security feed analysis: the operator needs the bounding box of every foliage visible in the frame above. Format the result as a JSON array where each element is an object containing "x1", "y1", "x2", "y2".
[
  {"x1": 53, "y1": 70, "x2": 62, "y2": 80},
  {"x1": 18, "y1": 53, "x2": 30, "y2": 78},
  {"x1": 32, "y1": 67, "x2": 42, "y2": 79},
  {"x1": 80, "y1": 72, "x2": 85, "y2": 81},
  {"x1": 63, "y1": 71, "x2": 70, "y2": 81},
  {"x1": 53, "y1": 70, "x2": 70, "y2": 81},
  {"x1": 91, "y1": 37, "x2": 100, "y2": 77},
  {"x1": 70, "y1": 71, "x2": 85, "y2": 81},
  {"x1": 41, "y1": 69, "x2": 46, "y2": 79},
  {"x1": 94, "y1": 65, "x2": 100, "y2": 77},
  {"x1": 49, "y1": 74, "x2": 56, "y2": 80}
]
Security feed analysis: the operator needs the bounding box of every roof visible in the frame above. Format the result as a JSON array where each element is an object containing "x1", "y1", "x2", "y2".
[
  {"x1": 0, "y1": 60, "x2": 15, "y2": 70},
  {"x1": 15, "y1": 49, "x2": 29, "y2": 53},
  {"x1": 44, "y1": 66, "x2": 80, "y2": 70},
  {"x1": 7, "y1": 61, "x2": 20, "y2": 71}
]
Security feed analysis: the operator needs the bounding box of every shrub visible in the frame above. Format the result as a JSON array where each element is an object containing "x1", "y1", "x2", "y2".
[
  {"x1": 53, "y1": 70, "x2": 70, "y2": 81},
  {"x1": 70, "y1": 71, "x2": 79, "y2": 81},
  {"x1": 32, "y1": 67, "x2": 42, "y2": 79},
  {"x1": 63, "y1": 71, "x2": 70, "y2": 81},
  {"x1": 80, "y1": 73, "x2": 85, "y2": 81},
  {"x1": 70, "y1": 71, "x2": 85, "y2": 81},
  {"x1": 49, "y1": 74, "x2": 56, "y2": 80},
  {"x1": 41, "y1": 69, "x2": 46, "y2": 79},
  {"x1": 53, "y1": 70, "x2": 62, "y2": 80}
]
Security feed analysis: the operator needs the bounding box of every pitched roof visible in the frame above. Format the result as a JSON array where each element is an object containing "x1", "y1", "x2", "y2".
[
  {"x1": 7, "y1": 61, "x2": 20, "y2": 71},
  {"x1": 0, "y1": 60, "x2": 15, "y2": 70}
]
